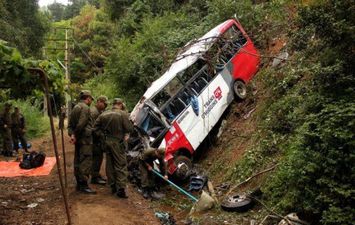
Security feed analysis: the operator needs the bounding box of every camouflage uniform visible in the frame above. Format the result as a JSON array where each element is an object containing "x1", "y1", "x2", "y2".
[
  {"x1": 91, "y1": 96, "x2": 108, "y2": 181},
  {"x1": 94, "y1": 103, "x2": 133, "y2": 197},
  {"x1": 139, "y1": 148, "x2": 167, "y2": 190},
  {"x1": 68, "y1": 100, "x2": 94, "y2": 189},
  {"x1": 11, "y1": 109, "x2": 28, "y2": 152},
  {"x1": 0, "y1": 103, "x2": 13, "y2": 156}
]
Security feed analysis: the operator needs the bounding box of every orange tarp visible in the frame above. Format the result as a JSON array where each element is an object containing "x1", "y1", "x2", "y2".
[{"x1": 0, "y1": 157, "x2": 56, "y2": 177}]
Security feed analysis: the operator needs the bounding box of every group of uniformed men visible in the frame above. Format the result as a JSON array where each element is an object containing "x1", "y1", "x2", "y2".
[
  {"x1": 0, "y1": 103, "x2": 28, "y2": 157},
  {"x1": 68, "y1": 90, "x2": 167, "y2": 199}
]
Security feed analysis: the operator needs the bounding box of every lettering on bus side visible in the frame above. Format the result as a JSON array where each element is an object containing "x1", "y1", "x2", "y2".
[
  {"x1": 201, "y1": 87, "x2": 222, "y2": 119},
  {"x1": 177, "y1": 110, "x2": 190, "y2": 124},
  {"x1": 167, "y1": 132, "x2": 180, "y2": 146}
]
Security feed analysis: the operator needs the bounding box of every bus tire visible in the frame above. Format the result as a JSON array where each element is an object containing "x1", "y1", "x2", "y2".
[
  {"x1": 233, "y1": 80, "x2": 247, "y2": 100},
  {"x1": 221, "y1": 194, "x2": 254, "y2": 212},
  {"x1": 174, "y1": 155, "x2": 192, "y2": 181}
]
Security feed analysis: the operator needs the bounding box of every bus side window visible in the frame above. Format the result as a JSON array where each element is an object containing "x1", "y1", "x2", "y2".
[
  {"x1": 190, "y1": 80, "x2": 201, "y2": 94},
  {"x1": 232, "y1": 25, "x2": 247, "y2": 47},
  {"x1": 171, "y1": 97, "x2": 186, "y2": 117},
  {"x1": 201, "y1": 68, "x2": 212, "y2": 82},
  {"x1": 196, "y1": 77, "x2": 208, "y2": 93},
  {"x1": 180, "y1": 91, "x2": 191, "y2": 105},
  {"x1": 162, "y1": 104, "x2": 176, "y2": 122},
  {"x1": 152, "y1": 90, "x2": 170, "y2": 109}
]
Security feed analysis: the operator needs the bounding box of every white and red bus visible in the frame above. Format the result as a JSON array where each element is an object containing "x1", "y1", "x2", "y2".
[{"x1": 130, "y1": 19, "x2": 260, "y2": 179}]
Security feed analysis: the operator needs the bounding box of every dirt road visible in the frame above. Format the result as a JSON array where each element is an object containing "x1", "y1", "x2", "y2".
[{"x1": 0, "y1": 133, "x2": 160, "y2": 225}]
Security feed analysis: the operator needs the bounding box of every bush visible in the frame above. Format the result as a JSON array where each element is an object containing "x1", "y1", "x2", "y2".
[{"x1": 10, "y1": 100, "x2": 50, "y2": 139}]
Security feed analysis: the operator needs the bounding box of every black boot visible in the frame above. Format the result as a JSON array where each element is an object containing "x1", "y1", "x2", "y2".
[
  {"x1": 91, "y1": 177, "x2": 107, "y2": 185},
  {"x1": 142, "y1": 188, "x2": 150, "y2": 199},
  {"x1": 116, "y1": 188, "x2": 128, "y2": 198},
  {"x1": 78, "y1": 182, "x2": 96, "y2": 194},
  {"x1": 111, "y1": 184, "x2": 117, "y2": 194}
]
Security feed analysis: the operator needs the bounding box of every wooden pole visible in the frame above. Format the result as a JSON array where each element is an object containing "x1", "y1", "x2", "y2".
[{"x1": 29, "y1": 68, "x2": 72, "y2": 225}]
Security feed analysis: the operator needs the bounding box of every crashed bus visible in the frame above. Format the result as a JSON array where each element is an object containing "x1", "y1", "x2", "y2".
[{"x1": 130, "y1": 19, "x2": 260, "y2": 180}]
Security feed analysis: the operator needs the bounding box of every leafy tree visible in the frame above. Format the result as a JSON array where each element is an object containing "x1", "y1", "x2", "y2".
[
  {"x1": 47, "y1": 2, "x2": 66, "y2": 22},
  {"x1": 0, "y1": 40, "x2": 65, "y2": 100},
  {"x1": 0, "y1": 0, "x2": 50, "y2": 57},
  {"x1": 103, "y1": 0, "x2": 134, "y2": 20}
]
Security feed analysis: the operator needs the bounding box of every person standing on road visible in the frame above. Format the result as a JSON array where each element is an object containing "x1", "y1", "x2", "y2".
[
  {"x1": 94, "y1": 98, "x2": 133, "y2": 198},
  {"x1": 0, "y1": 102, "x2": 13, "y2": 157},
  {"x1": 68, "y1": 90, "x2": 96, "y2": 194},
  {"x1": 91, "y1": 95, "x2": 109, "y2": 185},
  {"x1": 11, "y1": 107, "x2": 28, "y2": 153}
]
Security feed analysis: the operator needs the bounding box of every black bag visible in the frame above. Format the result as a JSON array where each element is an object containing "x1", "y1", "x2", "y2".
[
  {"x1": 19, "y1": 153, "x2": 33, "y2": 169},
  {"x1": 19, "y1": 151, "x2": 46, "y2": 169},
  {"x1": 31, "y1": 151, "x2": 46, "y2": 168}
]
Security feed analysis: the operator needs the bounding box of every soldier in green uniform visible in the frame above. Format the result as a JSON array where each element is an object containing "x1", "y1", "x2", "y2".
[
  {"x1": 0, "y1": 102, "x2": 13, "y2": 157},
  {"x1": 91, "y1": 95, "x2": 109, "y2": 185},
  {"x1": 11, "y1": 107, "x2": 28, "y2": 153},
  {"x1": 68, "y1": 90, "x2": 96, "y2": 194},
  {"x1": 94, "y1": 98, "x2": 133, "y2": 198},
  {"x1": 139, "y1": 147, "x2": 167, "y2": 199}
]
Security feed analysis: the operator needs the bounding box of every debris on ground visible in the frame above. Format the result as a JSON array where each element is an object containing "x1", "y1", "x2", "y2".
[
  {"x1": 217, "y1": 119, "x2": 227, "y2": 138},
  {"x1": 278, "y1": 213, "x2": 309, "y2": 225},
  {"x1": 243, "y1": 108, "x2": 256, "y2": 119},
  {"x1": 190, "y1": 190, "x2": 216, "y2": 214},
  {"x1": 155, "y1": 211, "x2": 176, "y2": 225},
  {"x1": 215, "y1": 182, "x2": 230, "y2": 196},
  {"x1": 272, "y1": 51, "x2": 289, "y2": 67},
  {"x1": 27, "y1": 203, "x2": 38, "y2": 208},
  {"x1": 36, "y1": 198, "x2": 45, "y2": 203},
  {"x1": 188, "y1": 175, "x2": 208, "y2": 192}
]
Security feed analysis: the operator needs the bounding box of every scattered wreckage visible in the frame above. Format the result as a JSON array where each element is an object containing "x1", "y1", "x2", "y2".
[{"x1": 127, "y1": 18, "x2": 260, "y2": 181}]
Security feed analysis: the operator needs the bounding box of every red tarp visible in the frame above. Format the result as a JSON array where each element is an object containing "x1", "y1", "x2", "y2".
[{"x1": 0, "y1": 157, "x2": 56, "y2": 177}]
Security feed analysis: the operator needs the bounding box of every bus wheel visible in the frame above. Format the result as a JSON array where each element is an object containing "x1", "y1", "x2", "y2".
[
  {"x1": 174, "y1": 155, "x2": 192, "y2": 181},
  {"x1": 233, "y1": 80, "x2": 247, "y2": 100}
]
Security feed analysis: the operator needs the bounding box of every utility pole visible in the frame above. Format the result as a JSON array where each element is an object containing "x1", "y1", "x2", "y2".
[
  {"x1": 64, "y1": 28, "x2": 71, "y2": 116},
  {"x1": 43, "y1": 27, "x2": 74, "y2": 117}
]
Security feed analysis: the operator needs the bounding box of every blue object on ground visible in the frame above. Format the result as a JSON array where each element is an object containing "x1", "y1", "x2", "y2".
[{"x1": 18, "y1": 142, "x2": 31, "y2": 149}]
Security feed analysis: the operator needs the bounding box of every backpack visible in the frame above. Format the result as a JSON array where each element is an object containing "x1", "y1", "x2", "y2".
[
  {"x1": 19, "y1": 151, "x2": 46, "y2": 169},
  {"x1": 19, "y1": 153, "x2": 33, "y2": 169},
  {"x1": 31, "y1": 151, "x2": 46, "y2": 168}
]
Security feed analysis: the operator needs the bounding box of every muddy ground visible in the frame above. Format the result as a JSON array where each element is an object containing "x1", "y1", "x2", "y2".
[{"x1": 0, "y1": 133, "x2": 160, "y2": 225}]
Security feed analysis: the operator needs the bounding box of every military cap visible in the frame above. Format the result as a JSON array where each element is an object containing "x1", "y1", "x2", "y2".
[
  {"x1": 112, "y1": 98, "x2": 124, "y2": 105},
  {"x1": 97, "y1": 95, "x2": 108, "y2": 103},
  {"x1": 79, "y1": 90, "x2": 93, "y2": 99}
]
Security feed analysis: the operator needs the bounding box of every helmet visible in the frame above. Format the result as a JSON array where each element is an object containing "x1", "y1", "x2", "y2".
[
  {"x1": 79, "y1": 90, "x2": 93, "y2": 99},
  {"x1": 97, "y1": 95, "x2": 109, "y2": 104}
]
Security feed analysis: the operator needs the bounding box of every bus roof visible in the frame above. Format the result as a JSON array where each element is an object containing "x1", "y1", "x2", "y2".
[{"x1": 142, "y1": 19, "x2": 234, "y2": 99}]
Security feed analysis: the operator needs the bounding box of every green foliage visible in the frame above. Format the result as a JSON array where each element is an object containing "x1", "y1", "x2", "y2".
[
  {"x1": 10, "y1": 100, "x2": 50, "y2": 139},
  {"x1": 82, "y1": 74, "x2": 117, "y2": 102},
  {"x1": 45, "y1": 6, "x2": 115, "y2": 84},
  {"x1": 251, "y1": 1, "x2": 355, "y2": 224},
  {"x1": 106, "y1": 12, "x2": 203, "y2": 107},
  {"x1": 47, "y1": 2, "x2": 66, "y2": 22},
  {"x1": 0, "y1": 40, "x2": 65, "y2": 100},
  {"x1": 0, "y1": 0, "x2": 50, "y2": 57}
]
